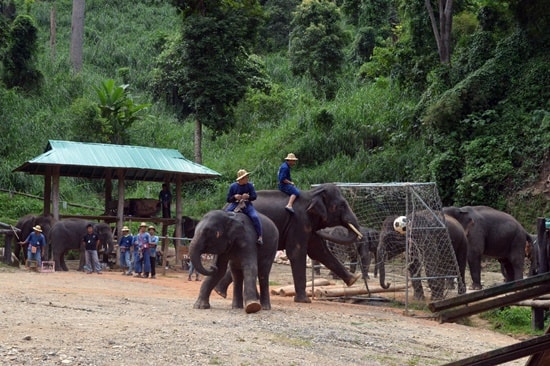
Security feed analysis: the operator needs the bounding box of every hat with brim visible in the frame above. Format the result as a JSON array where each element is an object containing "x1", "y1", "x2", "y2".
[
  {"x1": 236, "y1": 169, "x2": 250, "y2": 181},
  {"x1": 285, "y1": 153, "x2": 298, "y2": 161},
  {"x1": 32, "y1": 225, "x2": 42, "y2": 232},
  {"x1": 122, "y1": 226, "x2": 129, "y2": 232},
  {"x1": 148, "y1": 226, "x2": 156, "y2": 231},
  {"x1": 140, "y1": 222, "x2": 147, "y2": 227}
]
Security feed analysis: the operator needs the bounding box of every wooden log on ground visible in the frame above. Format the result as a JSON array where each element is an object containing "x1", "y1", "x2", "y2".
[
  {"x1": 315, "y1": 284, "x2": 410, "y2": 298},
  {"x1": 272, "y1": 279, "x2": 332, "y2": 296}
]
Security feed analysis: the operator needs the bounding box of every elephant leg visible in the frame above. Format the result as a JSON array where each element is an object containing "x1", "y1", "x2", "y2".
[
  {"x1": 468, "y1": 251, "x2": 483, "y2": 290},
  {"x1": 286, "y1": 244, "x2": 311, "y2": 303},
  {"x1": 214, "y1": 269, "x2": 232, "y2": 298},
  {"x1": 308, "y1": 236, "x2": 361, "y2": 288},
  {"x1": 258, "y1": 265, "x2": 272, "y2": 310},
  {"x1": 78, "y1": 248, "x2": 86, "y2": 271},
  {"x1": 408, "y1": 260, "x2": 425, "y2": 300},
  {"x1": 241, "y1": 264, "x2": 261, "y2": 314},
  {"x1": 194, "y1": 261, "x2": 228, "y2": 309},
  {"x1": 231, "y1": 267, "x2": 245, "y2": 309}
]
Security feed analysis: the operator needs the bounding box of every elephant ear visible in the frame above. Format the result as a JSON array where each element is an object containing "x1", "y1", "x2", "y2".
[{"x1": 307, "y1": 191, "x2": 328, "y2": 223}]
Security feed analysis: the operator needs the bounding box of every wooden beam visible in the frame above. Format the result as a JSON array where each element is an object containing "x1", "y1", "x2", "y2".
[
  {"x1": 443, "y1": 333, "x2": 550, "y2": 366},
  {"x1": 438, "y1": 284, "x2": 550, "y2": 323},
  {"x1": 429, "y1": 272, "x2": 550, "y2": 312},
  {"x1": 51, "y1": 166, "x2": 60, "y2": 221},
  {"x1": 44, "y1": 167, "x2": 51, "y2": 215}
]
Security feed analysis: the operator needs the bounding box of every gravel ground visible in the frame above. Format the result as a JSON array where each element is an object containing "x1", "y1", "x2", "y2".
[{"x1": 0, "y1": 263, "x2": 529, "y2": 366}]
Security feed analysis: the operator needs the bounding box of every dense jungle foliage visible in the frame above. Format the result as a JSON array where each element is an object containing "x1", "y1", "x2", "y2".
[{"x1": 0, "y1": 0, "x2": 549, "y2": 226}]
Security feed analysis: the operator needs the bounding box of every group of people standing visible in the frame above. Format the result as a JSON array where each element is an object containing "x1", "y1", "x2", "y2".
[{"x1": 118, "y1": 222, "x2": 159, "y2": 278}]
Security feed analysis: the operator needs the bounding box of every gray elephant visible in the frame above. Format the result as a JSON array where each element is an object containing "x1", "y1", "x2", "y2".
[
  {"x1": 251, "y1": 183, "x2": 363, "y2": 303},
  {"x1": 49, "y1": 219, "x2": 114, "y2": 271},
  {"x1": 378, "y1": 213, "x2": 468, "y2": 300},
  {"x1": 443, "y1": 206, "x2": 532, "y2": 290},
  {"x1": 14, "y1": 214, "x2": 55, "y2": 263},
  {"x1": 315, "y1": 226, "x2": 378, "y2": 280},
  {"x1": 190, "y1": 210, "x2": 278, "y2": 313}
]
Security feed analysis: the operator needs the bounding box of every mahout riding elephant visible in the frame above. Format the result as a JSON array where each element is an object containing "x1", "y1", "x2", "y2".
[
  {"x1": 49, "y1": 219, "x2": 114, "y2": 271},
  {"x1": 14, "y1": 214, "x2": 55, "y2": 263},
  {"x1": 190, "y1": 210, "x2": 278, "y2": 313},
  {"x1": 315, "y1": 226, "x2": 379, "y2": 280},
  {"x1": 251, "y1": 183, "x2": 363, "y2": 303},
  {"x1": 377, "y1": 213, "x2": 468, "y2": 300},
  {"x1": 443, "y1": 206, "x2": 532, "y2": 290}
]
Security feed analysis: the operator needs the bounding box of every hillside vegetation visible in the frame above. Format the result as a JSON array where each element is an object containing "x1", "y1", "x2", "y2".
[{"x1": 0, "y1": 0, "x2": 549, "y2": 227}]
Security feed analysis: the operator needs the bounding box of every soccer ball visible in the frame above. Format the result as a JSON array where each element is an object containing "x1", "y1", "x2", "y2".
[{"x1": 393, "y1": 216, "x2": 408, "y2": 235}]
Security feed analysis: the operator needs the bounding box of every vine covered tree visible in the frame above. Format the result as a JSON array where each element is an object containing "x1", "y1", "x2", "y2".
[
  {"x1": 152, "y1": 0, "x2": 263, "y2": 163},
  {"x1": 288, "y1": 0, "x2": 346, "y2": 100}
]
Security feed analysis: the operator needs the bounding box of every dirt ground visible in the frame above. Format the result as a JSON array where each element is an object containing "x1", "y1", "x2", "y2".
[{"x1": 0, "y1": 261, "x2": 531, "y2": 366}]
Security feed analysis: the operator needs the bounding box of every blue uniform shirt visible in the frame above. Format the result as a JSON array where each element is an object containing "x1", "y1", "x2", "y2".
[{"x1": 226, "y1": 182, "x2": 258, "y2": 212}]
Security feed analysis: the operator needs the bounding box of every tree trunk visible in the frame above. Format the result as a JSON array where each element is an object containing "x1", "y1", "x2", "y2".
[
  {"x1": 425, "y1": 0, "x2": 453, "y2": 64},
  {"x1": 50, "y1": 1, "x2": 56, "y2": 61},
  {"x1": 194, "y1": 118, "x2": 202, "y2": 164},
  {"x1": 70, "y1": 0, "x2": 85, "y2": 73}
]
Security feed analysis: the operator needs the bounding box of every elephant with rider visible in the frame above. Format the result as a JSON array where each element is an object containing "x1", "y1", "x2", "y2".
[
  {"x1": 14, "y1": 214, "x2": 55, "y2": 263},
  {"x1": 377, "y1": 213, "x2": 468, "y2": 300},
  {"x1": 49, "y1": 219, "x2": 114, "y2": 271},
  {"x1": 443, "y1": 205, "x2": 532, "y2": 290},
  {"x1": 190, "y1": 210, "x2": 278, "y2": 313},
  {"x1": 213, "y1": 183, "x2": 363, "y2": 303}
]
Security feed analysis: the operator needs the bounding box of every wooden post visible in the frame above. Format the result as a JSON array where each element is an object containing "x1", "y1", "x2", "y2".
[
  {"x1": 105, "y1": 169, "x2": 112, "y2": 214},
  {"x1": 44, "y1": 167, "x2": 52, "y2": 215},
  {"x1": 116, "y1": 169, "x2": 125, "y2": 267},
  {"x1": 51, "y1": 166, "x2": 60, "y2": 221}
]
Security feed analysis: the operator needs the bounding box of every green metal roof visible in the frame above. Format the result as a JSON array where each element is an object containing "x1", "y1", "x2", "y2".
[{"x1": 13, "y1": 140, "x2": 221, "y2": 183}]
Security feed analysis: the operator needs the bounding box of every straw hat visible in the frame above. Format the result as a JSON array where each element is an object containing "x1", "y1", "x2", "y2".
[
  {"x1": 140, "y1": 222, "x2": 147, "y2": 227},
  {"x1": 236, "y1": 169, "x2": 250, "y2": 181},
  {"x1": 122, "y1": 226, "x2": 129, "y2": 232},
  {"x1": 285, "y1": 153, "x2": 298, "y2": 161},
  {"x1": 32, "y1": 225, "x2": 42, "y2": 232},
  {"x1": 148, "y1": 225, "x2": 156, "y2": 231}
]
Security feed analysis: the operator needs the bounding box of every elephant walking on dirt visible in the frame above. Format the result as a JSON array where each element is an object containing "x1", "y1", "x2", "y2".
[
  {"x1": 444, "y1": 206, "x2": 532, "y2": 290},
  {"x1": 190, "y1": 210, "x2": 278, "y2": 313},
  {"x1": 49, "y1": 219, "x2": 114, "y2": 271},
  {"x1": 378, "y1": 213, "x2": 468, "y2": 300}
]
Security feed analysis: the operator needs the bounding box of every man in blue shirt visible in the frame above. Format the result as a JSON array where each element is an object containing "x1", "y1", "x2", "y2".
[
  {"x1": 118, "y1": 226, "x2": 134, "y2": 276},
  {"x1": 278, "y1": 153, "x2": 300, "y2": 214},
  {"x1": 19, "y1": 225, "x2": 46, "y2": 268},
  {"x1": 159, "y1": 183, "x2": 172, "y2": 218},
  {"x1": 225, "y1": 169, "x2": 263, "y2": 245}
]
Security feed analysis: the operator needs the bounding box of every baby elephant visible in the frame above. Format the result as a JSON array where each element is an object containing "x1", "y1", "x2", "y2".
[{"x1": 189, "y1": 210, "x2": 278, "y2": 313}]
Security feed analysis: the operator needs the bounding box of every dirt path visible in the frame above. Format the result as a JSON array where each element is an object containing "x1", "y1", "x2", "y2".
[{"x1": 0, "y1": 263, "x2": 529, "y2": 366}]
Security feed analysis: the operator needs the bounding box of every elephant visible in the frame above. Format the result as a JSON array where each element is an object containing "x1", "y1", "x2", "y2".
[
  {"x1": 250, "y1": 183, "x2": 363, "y2": 303},
  {"x1": 48, "y1": 219, "x2": 115, "y2": 271},
  {"x1": 14, "y1": 214, "x2": 55, "y2": 263},
  {"x1": 377, "y1": 213, "x2": 468, "y2": 300},
  {"x1": 315, "y1": 226, "x2": 379, "y2": 280},
  {"x1": 443, "y1": 206, "x2": 532, "y2": 290},
  {"x1": 190, "y1": 210, "x2": 278, "y2": 313}
]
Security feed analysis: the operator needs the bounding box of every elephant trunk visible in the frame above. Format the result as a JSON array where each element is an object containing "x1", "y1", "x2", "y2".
[
  {"x1": 190, "y1": 240, "x2": 217, "y2": 276},
  {"x1": 378, "y1": 242, "x2": 391, "y2": 289}
]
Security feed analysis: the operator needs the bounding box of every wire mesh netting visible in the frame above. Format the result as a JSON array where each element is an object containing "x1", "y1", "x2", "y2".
[{"x1": 323, "y1": 183, "x2": 462, "y2": 302}]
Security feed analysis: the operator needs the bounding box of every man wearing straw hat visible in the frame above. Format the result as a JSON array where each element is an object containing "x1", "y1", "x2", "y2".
[
  {"x1": 278, "y1": 153, "x2": 300, "y2": 213},
  {"x1": 225, "y1": 169, "x2": 263, "y2": 245},
  {"x1": 19, "y1": 225, "x2": 46, "y2": 268},
  {"x1": 118, "y1": 226, "x2": 134, "y2": 276}
]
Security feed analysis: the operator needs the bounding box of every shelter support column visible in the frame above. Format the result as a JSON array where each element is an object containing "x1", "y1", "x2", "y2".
[
  {"x1": 43, "y1": 167, "x2": 52, "y2": 216},
  {"x1": 51, "y1": 166, "x2": 60, "y2": 221},
  {"x1": 116, "y1": 169, "x2": 126, "y2": 266}
]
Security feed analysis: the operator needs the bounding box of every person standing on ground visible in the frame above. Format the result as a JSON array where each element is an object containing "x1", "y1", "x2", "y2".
[
  {"x1": 82, "y1": 224, "x2": 102, "y2": 274},
  {"x1": 278, "y1": 153, "x2": 300, "y2": 213},
  {"x1": 134, "y1": 222, "x2": 152, "y2": 278},
  {"x1": 159, "y1": 183, "x2": 172, "y2": 218},
  {"x1": 119, "y1": 226, "x2": 134, "y2": 276},
  {"x1": 148, "y1": 225, "x2": 159, "y2": 279},
  {"x1": 225, "y1": 169, "x2": 263, "y2": 245},
  {"x1": 19, "y1": 225, "x2": 46, "y2": 269}
]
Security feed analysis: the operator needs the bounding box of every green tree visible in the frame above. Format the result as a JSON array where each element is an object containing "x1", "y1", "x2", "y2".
[
  {"x1": 288, "y1": 0, "x2": 346, "y2": 100},
  {"x1": 94, "y1": 79, "x2": 150, "y2": 145},
  {"x1": 154, "y1": 0, "x2": 263, "y2": 163},
  {"x1": 2, "y1": 14, "x2": 42, "y2": 92}
]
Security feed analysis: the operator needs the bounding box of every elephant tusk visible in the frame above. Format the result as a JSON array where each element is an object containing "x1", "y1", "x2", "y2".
[{"x1": 348, "y1": 223, "x2": 363, "y2": 239}]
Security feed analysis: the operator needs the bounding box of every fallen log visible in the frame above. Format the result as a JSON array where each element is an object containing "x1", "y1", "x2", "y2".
[
  {"x1": 272, "y1": 279, "x2": 332, "y2": 296},
  {"x1": 315, "y1": 284, "x2": 410, "y2": 298}
]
